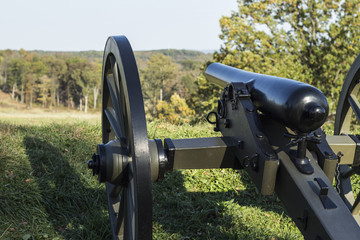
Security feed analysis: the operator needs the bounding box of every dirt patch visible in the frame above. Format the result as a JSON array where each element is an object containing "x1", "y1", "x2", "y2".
[
  {"x1": 0, "y1": 90, "x2": 28, "y2": 110},
  {"x1": 0, "y1": 90, "x2": 101, "y2": 123},
  {"x1": 0, "y1": 90, "x2": 10, "y2": 101}
]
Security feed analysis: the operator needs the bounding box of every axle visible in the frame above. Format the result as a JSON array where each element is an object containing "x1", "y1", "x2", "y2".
[{"x1": 88, "y1": 137, "x2": 240, "y2": 184}]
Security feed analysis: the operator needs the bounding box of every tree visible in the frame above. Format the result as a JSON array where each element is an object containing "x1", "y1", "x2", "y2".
[
  {"x1": 140, "y1": 54, "x2": 179, "y2": 117},
  {"x1": 82, "y1": 62, "x2": 101, "y2": 111},
  {"x1": 7, "y1": 58, "x2": 29, "y2": 101},
  {"x1": 62, "y1": 57, "x2": 87, "y2": 109},
  {"x1": 190, "y1": 70, "x2": 221, "y2": 118},
  {"x1": 25, "y1": 73, "x2": 36, "y2": 108},
  {"x1": 0, "y1": 55, "x2": 7, "y2": 87},
  {"x1": 28, "y1": 58, "x2": 47, "y2": 107},
  {"x1": 195, "y1": 0, "x2": 360, "y2": 114},
  {"x1": 0, "y1": 50, "x2": 14, "y2": 90},
  {"x1": 0, "y1": 49, "x2": 103, "y2": 110},
  {"x1": 44, "y1": 56, "x2": 67, "y2": 109},
  {"x1": 181, "y1": 59, "x2": 200, "y2": 71},
  {"x1": 37, "y1": 75, "x2": 51, "y2": 107},
  {"x1": 156, "y1": 93, "x2": 195, "y2": 124}
]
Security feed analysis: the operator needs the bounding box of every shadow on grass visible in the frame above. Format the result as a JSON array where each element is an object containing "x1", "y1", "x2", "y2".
[
  {"x1": 24, "y1": 136, "x2": 110, "y2": 239},
  {"x1": 3, "y1": 120, "x2": 297, "y2": 239},
  {"x1": 152, "y1": 170, "x2": 295, "y2": 240}
]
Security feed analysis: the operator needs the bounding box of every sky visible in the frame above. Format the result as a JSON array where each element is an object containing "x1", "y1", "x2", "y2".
[{"x1": 0, "y1": 0, "x2": 238, "y2": 52}]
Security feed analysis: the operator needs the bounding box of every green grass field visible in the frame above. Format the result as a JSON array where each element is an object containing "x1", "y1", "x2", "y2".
[{"x1": 0, "y1": 113, "x2": 304, "y2": 240}]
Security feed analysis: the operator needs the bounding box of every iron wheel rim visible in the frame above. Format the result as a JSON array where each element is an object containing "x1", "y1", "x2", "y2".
[
  {"x1": 334, "y1": 53, "x2": 360, "y2": 222},
  {"x1": 101, "y1": 36, "x2": 152, "y2": 240}
]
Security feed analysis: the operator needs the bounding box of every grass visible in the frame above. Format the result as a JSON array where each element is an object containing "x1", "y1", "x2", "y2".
[
  {"x1": 0, "y1": 114, "x2": 305, "y2": 240},
  {"x1": 0, "y1": 118, "x2": 107, "y2": 239}
]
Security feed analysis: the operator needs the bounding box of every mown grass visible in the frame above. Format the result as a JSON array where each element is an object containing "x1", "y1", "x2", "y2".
[{"x1": 0, "y1": 116, "x2": 303, "y2": 239}]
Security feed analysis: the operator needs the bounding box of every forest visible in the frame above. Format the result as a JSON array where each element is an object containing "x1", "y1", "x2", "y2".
[
  {"x1": 0, "y1": 49, "x2": 211, "y2": 122},
  {"x1": 1, "y1": 0, "x2": 360, "y2": 123},
  {"x1": 0, "y1": 49, "x2": 103, "y2": 112}
]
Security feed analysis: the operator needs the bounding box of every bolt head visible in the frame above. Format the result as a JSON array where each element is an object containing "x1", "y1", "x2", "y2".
[
  {"x1": 88, "y1": 153, "x2": 100, "y2": 176},
  {"x1": 256, "y1": 133, "x2": 264, "y2": 139},
  {"x1": 224, "y1": 119, "x2": 231, "y2": 128},
  {"x1": 88, "y1": 160, "x2": 94, "y2": 169}
]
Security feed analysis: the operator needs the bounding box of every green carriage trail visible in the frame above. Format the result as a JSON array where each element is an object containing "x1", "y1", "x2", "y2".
[{"x1": 0, "y1": 117, "x2": 302, "y2": 240}]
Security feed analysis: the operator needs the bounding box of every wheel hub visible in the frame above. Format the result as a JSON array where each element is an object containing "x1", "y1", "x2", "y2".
[{"x1": 88, "y1": 139, "x2": 129, "y2": 184}]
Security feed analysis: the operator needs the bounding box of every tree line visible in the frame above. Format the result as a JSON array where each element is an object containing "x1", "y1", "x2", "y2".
[
  {"x1": 0, "y1": 48, "x2": 209, "y2": 120},
  {"x1": 0, "y1": 49, "x2": 102, "y2": 111}
]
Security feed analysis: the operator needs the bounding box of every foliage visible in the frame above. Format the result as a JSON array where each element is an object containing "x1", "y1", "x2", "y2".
[
  {"x1": 134, "y1": 49, "x2": 211, "y2": 69},
  {"x1": 0, "y1": 47, "x2": 212, "y2": 119},
  {"x1": 0, "y1": 48, "x2": 209, "y2": 116},
  {"x1": 193, "y1": 0, "x2": 360, "y2": 115},
  {"x1": 0, "y1": 49, "x2": 102, "y2": 110},
  {"x1": 190, "y1": 72, "x2": 222, "y2": 119},
  {"x1": 141, "y1": 54, "x2": 181, "y2": 118},
  {"x1": 156, "y1": 93, "x2": 195, "y2": 124},
  {"x1": 136, "y1": 51, "x2": 211, "y2": 120},
  {"x1": 180, "y1": 59, "x2": 201, "y2": 71}
]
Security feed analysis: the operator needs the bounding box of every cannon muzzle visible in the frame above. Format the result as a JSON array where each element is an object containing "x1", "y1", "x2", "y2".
[{"x1": 205, "y1": 63, "x2": 329, "y2": 133}]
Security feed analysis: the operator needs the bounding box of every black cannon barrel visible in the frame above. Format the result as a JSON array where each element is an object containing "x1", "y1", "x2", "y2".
[{"x1": 205, "y1": 63, "x2": 329, "y2": 133}]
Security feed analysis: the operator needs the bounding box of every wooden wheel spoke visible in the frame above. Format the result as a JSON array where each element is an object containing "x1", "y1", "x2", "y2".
[
  {"x1": 106, "y1": 76, "x2": 120, "y2": 117},
  {"x1": 110, "y1": 184, "x2": 123, "y2": 198},
  {"x1": 348, "y1": 94, "x2": 360, "y2": 123},
  {"x1": 352, "y1": 192, "x2": 360, "y2": 215},
  {"x1": 110, "y1": 55, "x2": 120, "y2": 87},
  {"x1": 104, "y1": 107, "x2": 123, "y2": 140},
  {"x1": 107, "y1": 56, "x2": 121, "y2": 119},
  {"x1": 106, "y1": 182, "x2": 122, "y2": 238},
  {"x1": 106, "y1": 76, "x2": 126, "y2": 140},
  {"x1": 125, "y1": 164, "x2": 135, "y2": 239},
  {"x1": 115, "y1": 188, "x2": 125, "y2": 237}
]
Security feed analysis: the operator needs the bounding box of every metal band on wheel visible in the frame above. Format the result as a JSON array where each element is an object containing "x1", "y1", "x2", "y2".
[
  {"x1": 334, "y1": 53, "x2": 360, "y2": 224},
  {"x1": 335, "y1": 54, "x2": 360, "y2": 135}
]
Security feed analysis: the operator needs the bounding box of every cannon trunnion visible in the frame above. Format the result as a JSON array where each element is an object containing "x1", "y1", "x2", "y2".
[{"x1": 88, "y1": 35, "x2": 360, "y2": 240}]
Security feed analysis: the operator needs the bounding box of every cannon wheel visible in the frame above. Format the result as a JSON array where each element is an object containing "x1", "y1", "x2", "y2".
[
  {"x1": 102, "y1": 36, "x2": 152, "y2": 239},
  {"x1": 334, "y1": 53, "x2": 360, "y2": 221}
]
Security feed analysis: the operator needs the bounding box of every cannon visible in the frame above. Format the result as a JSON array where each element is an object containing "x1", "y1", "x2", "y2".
[{"x1": 87, "y1": 35, "x2": 360, "y2": 239}]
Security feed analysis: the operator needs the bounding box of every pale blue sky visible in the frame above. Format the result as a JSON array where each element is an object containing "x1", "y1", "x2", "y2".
[{"x1": 0, "y1": 0, "x2": 238, "y2": 51}]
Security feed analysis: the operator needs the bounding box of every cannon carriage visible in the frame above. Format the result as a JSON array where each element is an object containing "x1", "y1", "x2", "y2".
[{"x1": 87, "y1": 35, "x2": 360, "y2": 239}]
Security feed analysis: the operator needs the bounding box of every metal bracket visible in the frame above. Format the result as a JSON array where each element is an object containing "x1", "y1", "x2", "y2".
[
  {"x1": 216, "y1": 82, "x2": 279, "y2": 195},
  {"x1": 307, "y1": 129, "x2": 338, "y2": 182},
  {"x1": 314, "y1": 177, "x2": 337, "y2": 209},
  {"x1": 164, "y1": 138, "x2": 175, "y2": 172},
  {"x1": 349, "y1": 135, "x2": 360, "y2": 167},
  {"x1": 235, "y1": 87, "x2": 251, "y2": 98}
]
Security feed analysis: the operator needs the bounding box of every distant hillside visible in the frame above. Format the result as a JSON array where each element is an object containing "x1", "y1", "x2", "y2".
[
  {"x1": 32, "y1": 50, "x2": 103, "y2": 62},
  {"x1": 31, "y1": 49, "x2": 212, "y2": 68},
  {"x1": 134, "y1": 49, "x2": 212, "y2": 69}
]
